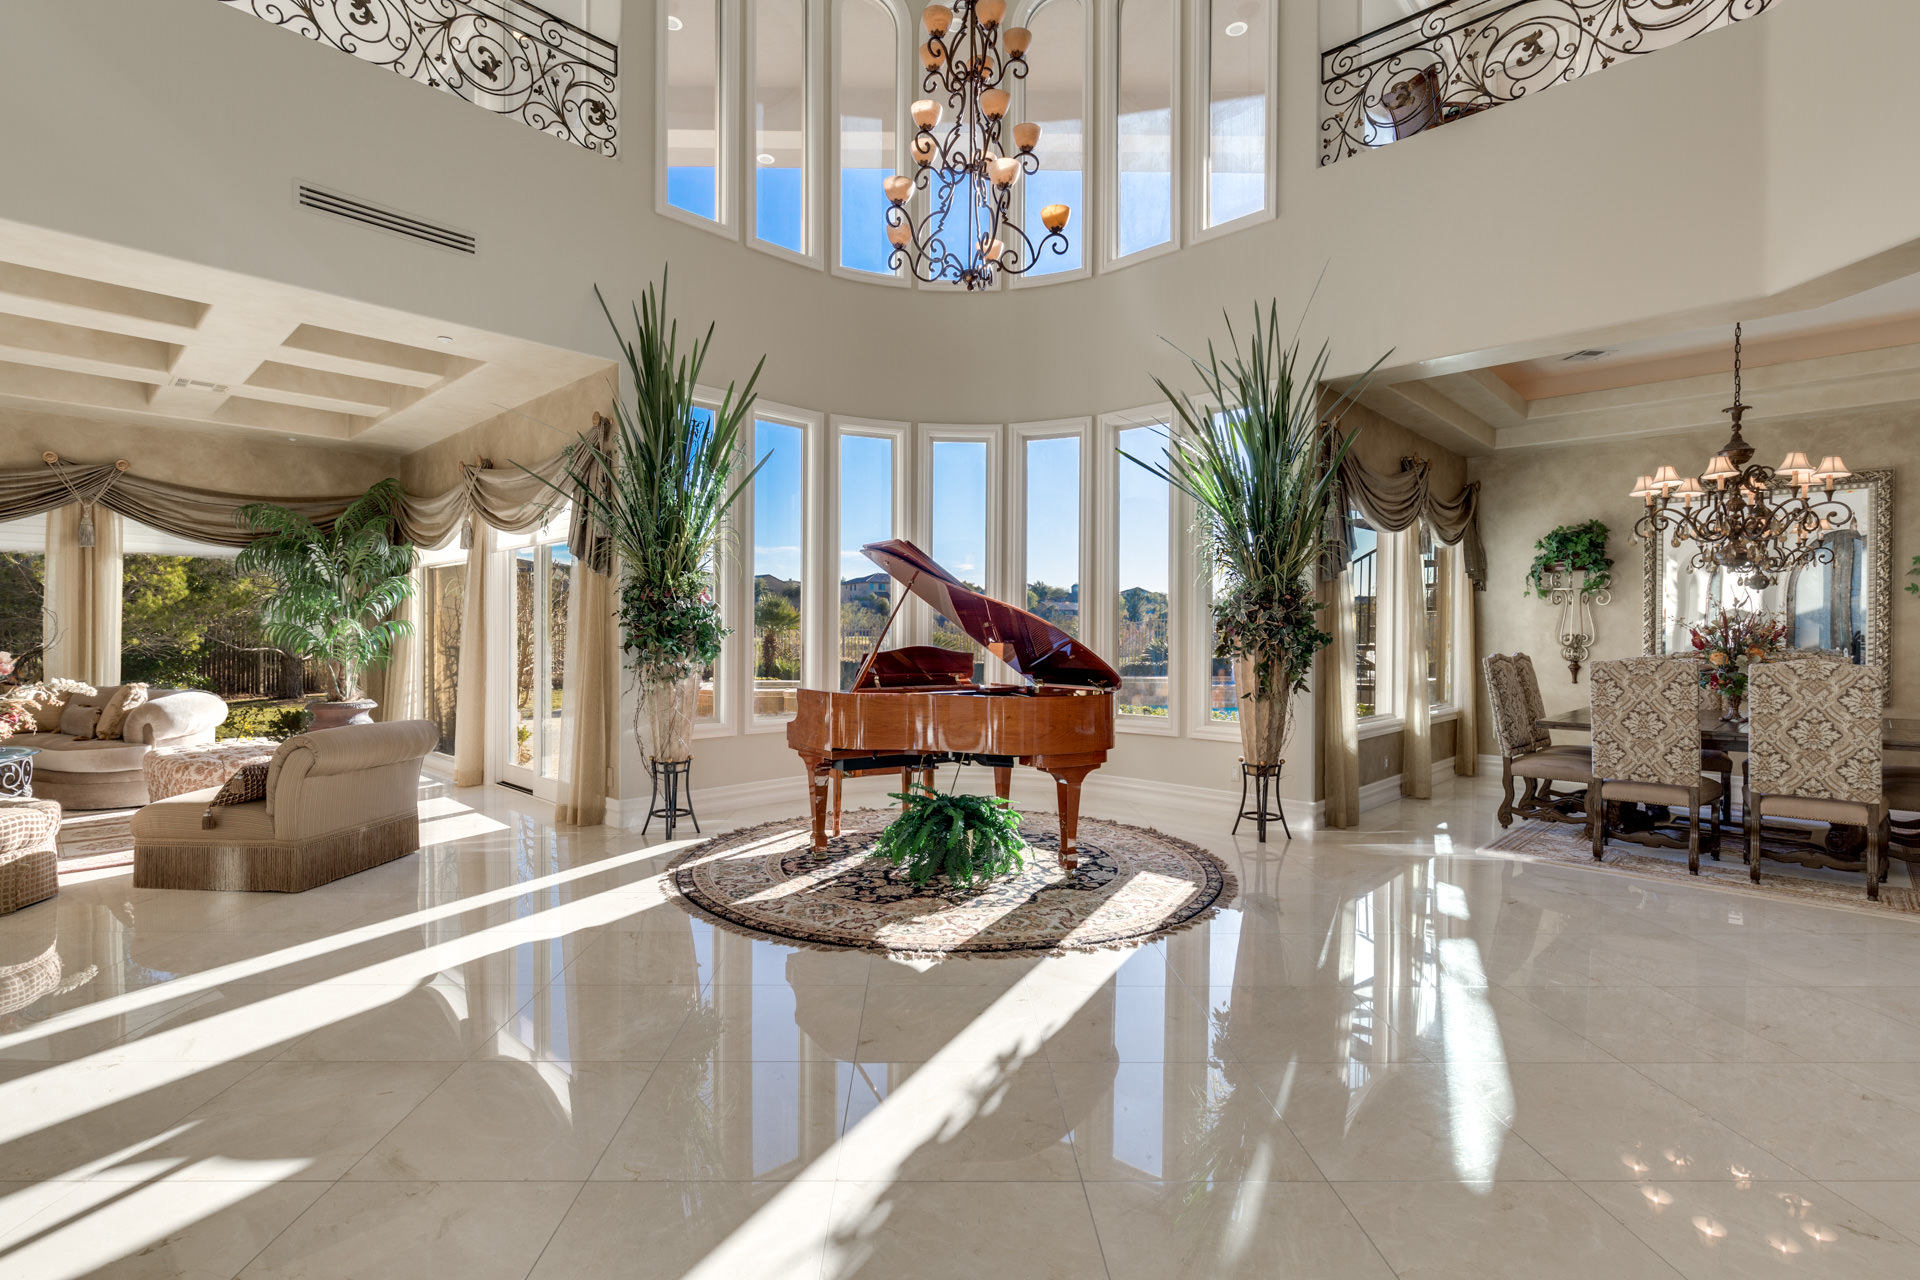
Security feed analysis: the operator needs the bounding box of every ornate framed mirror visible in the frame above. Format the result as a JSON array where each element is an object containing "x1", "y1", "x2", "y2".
[{"x1": 1641, "y1": 468, "x2": 1893, "y2": 697}]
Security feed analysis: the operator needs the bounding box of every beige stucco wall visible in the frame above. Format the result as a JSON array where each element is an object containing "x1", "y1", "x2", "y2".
[
  {"x1": 0, "y1": 406, "x2": 394, "y2": 499},
  {"x1": 400, "y1": 374, "x2": 614, "y2": 506},
  {"x1": 1470, "y1": 406, "x2": 1919, "y2": 757}
]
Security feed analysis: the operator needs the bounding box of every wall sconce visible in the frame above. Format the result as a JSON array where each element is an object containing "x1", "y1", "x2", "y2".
[{"x1": 1548, "y1": 566, "x2": 1610, "y2": 682}]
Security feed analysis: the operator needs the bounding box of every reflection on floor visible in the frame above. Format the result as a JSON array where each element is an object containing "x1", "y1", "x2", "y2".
[{"x1": 5, "y1": 777, "x2": 1920, "y2": 1278}]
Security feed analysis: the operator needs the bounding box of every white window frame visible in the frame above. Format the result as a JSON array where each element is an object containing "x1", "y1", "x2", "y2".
[
  {"x1": 1099, "y1": 408, "x2": 1182, "y2": 737},
  {"x1": 1010, "y1": 415, "x2": 1094, "y2": 654},
  {"x1": 1186, "y1": 0, "x2": 1277, "y2": 243},
  {"x1": 1102, "y1": 0, "x2": 1183, "y2": 272},
  {"x1": 655, "y1": 0, "x2": 741, "y2": 236},
  {"x1": 1425, "y1": 531, "x2": 1460, "y2": 722},
  {"x1": 830, "y1": 0, "x2": 914, "y2": 286},
  {"x1": 913, "y1": 422, "x2": 1006, "y2": 665},
  {"x1": 1357, "y1": 522, "x2": 1407, "y2": 739},
  {"x1": 693, "y1": 385, "x2": 740, "y2": 738},
  {"x1": 742, "y1": 400, "x2": 823, "y2": 732},
  {"x1": 1010, "y1": 0, "x2": 1095, "y2": 289},
  {"x1": 828, "y1": 416, "x2": 913, "y2": 686},
  {"x1": 744, "y1": 0, "x2": 826, "y2": 268},
  {"x1": 415, "y1": 533, "x2": 470, "y2": 768}
]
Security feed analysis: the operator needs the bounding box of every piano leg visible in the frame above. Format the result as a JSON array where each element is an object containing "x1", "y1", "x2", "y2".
[
  {"x1": 919, "y1": 766, "x2": 936, "y2": 796},
  {"x1": 804, "y1": 756, "x2": 832, "y2": 852},
  {"x1": 830, "y1": 770, "x2": 843, "y2": 838},
  {"x1": 1051, "y1": 766, "x2": 1096, "y2": 873},
  {"x1": 899, "y1": 767, "x2": 912, "y2": 813},
  {"x1": 993, "y1": 767, "x2": 1012, "y2": 801}
]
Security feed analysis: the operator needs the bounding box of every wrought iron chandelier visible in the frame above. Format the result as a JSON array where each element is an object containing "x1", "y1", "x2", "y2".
[
  {"x1": 884, "y1": 2, "x2": 1072, "y2": 289},
  {"x1": 1631, "y1": 324, "x2": 1854, "y2": 590}
]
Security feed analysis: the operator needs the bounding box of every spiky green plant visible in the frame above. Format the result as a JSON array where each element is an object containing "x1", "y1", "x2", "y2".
[
  {"x1": 527, "y1": 271, "x2": 767, "y2": 685},
  {"x1": 233, "y1": 478, "x2": 415, "y2": 702},
  {"x1": 875, "y1": 784, "x2": 1028, "y2": 888},
  {"x1": 1121, "y1": 301, "x2": 1387, "y2": 699}
]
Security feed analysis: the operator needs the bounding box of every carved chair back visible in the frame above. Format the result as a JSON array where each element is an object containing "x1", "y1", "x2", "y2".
[{"x1": 1484, "y1": 652, "x2": 1552, "y2": 759}]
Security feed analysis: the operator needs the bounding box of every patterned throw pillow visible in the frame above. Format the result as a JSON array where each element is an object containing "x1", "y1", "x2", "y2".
[
  {"x1": 201, "y1": 763, "x2": 271, "y2": 829},
  {"x1": 95, "y1": 683, "x2": 150, "y2": 740}
]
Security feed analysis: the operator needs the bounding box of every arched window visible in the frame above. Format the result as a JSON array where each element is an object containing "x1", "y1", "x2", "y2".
[
  {"x1": 663, "y1": 0, "x2": 724, "y2": 223},
  {"x1": 1114, "y1": 0, "x2": 1175, "y2": 259},
  {"x1": 753, "y1": 0, "x2": 810, "y2": 255},
  {"x1": 838, "y1": 0, "x2": 899, "y2": 275},
  {"x1": 1203, "y1": 0, "x2": 1270, "y2": 228},
  {"x1": 1018, "y1": 0, "x2": 1085, "y2": 277}
]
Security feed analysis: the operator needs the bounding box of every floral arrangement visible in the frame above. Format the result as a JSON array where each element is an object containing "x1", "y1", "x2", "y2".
[
  {"x1": 0, "y1": 651, "x2": 14, "y2": 683},
  {"x1": 0, "y1": 702, "x2": 32, "y2": 742},
  {"x1": 1688, "y1": 606, "x2": 1789, "y2": 699}
]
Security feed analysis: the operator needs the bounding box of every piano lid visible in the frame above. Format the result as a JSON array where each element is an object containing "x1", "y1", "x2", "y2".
[{"x1": 861, "y1": 539, "x2": 1122, "y2": 690}]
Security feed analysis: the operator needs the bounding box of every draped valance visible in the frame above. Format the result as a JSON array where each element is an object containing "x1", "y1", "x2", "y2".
[
  {"x1": 1326, "y1": 453, "x2": 1487, "y2": 589},
  {"x1": 0, "y1": 419, "x2": 611, "y2": 569}
]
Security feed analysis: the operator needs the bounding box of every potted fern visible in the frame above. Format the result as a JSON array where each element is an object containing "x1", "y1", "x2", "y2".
[
  {"x1": 1125, "y1": 302, "x2": 1385, "y2": 767},
  {"x1": 234, "y1": 477, "x2": 416, "y2": 729},
  {"x1": 530, "y1": 273, "x2": 765, "y2": 766},
  {"x1": 875, "y1": 784, "x2": 1027, "y2": 888}
]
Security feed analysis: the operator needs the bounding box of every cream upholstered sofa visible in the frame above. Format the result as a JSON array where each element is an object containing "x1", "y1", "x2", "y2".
[
  {"x1": 130, "y1": 719, "x2": 437, "y2": 892},
  {"x1": 12, "y1": 687, "x2": 228, "y2": 810}
]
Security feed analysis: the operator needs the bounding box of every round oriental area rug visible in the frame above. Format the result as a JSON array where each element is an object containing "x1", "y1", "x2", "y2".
[{"x1": 666, "y1": 809, "x2": 1236, "y2": 957}]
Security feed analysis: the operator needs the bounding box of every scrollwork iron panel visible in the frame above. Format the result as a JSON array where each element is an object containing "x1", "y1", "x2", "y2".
[
  {"x1": 1320, "y1": 0, "x2": 1773, "y2": 166},
  {"x1": 217, "y1": 0, "x2": 618, "y2": 158}
]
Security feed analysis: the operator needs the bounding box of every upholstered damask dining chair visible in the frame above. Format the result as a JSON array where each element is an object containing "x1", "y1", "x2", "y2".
[
  {"x1": 1662, "y1": 653, "x2": 1735, "y2": 833},
  {"x1": 1484, "y1": 652, "x2": 1591, "y2": 828},
  {"x1": 1745, "y1": 659, "x2": 1886, "y2": 899},
  {"x1": 1589, "y1": 658, "x2": 1724, "y2": 875}
]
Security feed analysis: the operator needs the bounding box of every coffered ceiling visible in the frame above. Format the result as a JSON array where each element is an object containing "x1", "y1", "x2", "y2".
[{"x1": 0, "y1": 219, "x2": 609, "y2": 455}]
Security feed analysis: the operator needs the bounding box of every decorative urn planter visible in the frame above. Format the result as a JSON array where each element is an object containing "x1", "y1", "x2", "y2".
[
  {"x1": 307, "y1": 698, "x2": 378, "y2": 730},
  {"x1": 639, "y1": 672, "x2": 701, "y2": 763},
  {"x1": 1233, "y1": 657, "x2": 1290, "y2": 768}
]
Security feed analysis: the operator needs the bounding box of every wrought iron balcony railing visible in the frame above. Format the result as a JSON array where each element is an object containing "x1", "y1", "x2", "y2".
[
  {"x1": 1320, "y1": 0, "x2": 1773, "y2": 166},
  {"x1": 218, "y1": 0, "x2": 618, "y2": 158}
]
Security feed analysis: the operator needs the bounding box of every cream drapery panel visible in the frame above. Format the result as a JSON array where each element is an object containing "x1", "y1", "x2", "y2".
[
  {"x1": 1449, "y1": 542, "x2": 1479, "y2": 778},
  {"x1": 44, "y1": 506, "x2": 123, "y2": 688},
  {"x1": 451, "y1": 519, "x2": 492, "y2": 788},
  {"x1": 1319, "y1": 454, "x2": 1485, "y2": 828},
  {"x1": 553, "y1": 421, "x2": 617, "y2": 827},
  {"x1": 1396, "y1": 529, "x2": 1434, "y2": 800},
  {"x1": 1316, "y1": 572, "x2": 1360, "y2": 829}
]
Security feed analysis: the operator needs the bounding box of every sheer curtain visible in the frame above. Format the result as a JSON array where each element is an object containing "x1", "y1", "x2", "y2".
[
  {"x1": 44, "y1": 505, "x2": 123, "y2": 687},
  {"x1": 1449, "y1": 546, "x2": 1479, "y2": 776},
  {"x1": 554, "y1": 561, "x2": 616, "y2": 826},
  {"x1": 451, "y1": 519, "x2": 491, "y2": 788},
  {"x1": 1317, "y1": 572, "x2": 1360, "y2": 828},
  {"x1": 1397, "y1": 526, "x2": 1433, "y2": 799}
]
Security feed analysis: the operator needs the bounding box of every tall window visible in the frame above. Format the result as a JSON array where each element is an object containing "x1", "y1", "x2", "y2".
[
  {"x1": 691, "y1": 407, "x2": 722, "y2": 723},
  {"x1": 1115, "y1": 0, "x2": 1174, "y2": 258},
  {"x1": 1116, "y1": 427, "x2": 1170, "y2": 718},
  {"x1": 838, "y1": 0, "x2": 898, "y2": 274},
  {"x1": 1350, "y1": 506, "x2": 1380, "y2": 717},
  {"x1": 754, "y1": 0, "x2": 809, "y2": 253},
  {"x1": 503, "y1": 514, "x2": 572, "y2": 782},
  {"x1": 1021, "y1": 0, "x2": 1085, "y2": 276},
  {"x1": 664, "y1": 1, "x2": 723, "y2": 221},
  {"x1": 1424, "y1": 527, "x2": 1451, "y2": 707},
  {"x1": 929, "y1": 439, "x2": 989, "y2": 682},
  {"x1": 120, "y1": 525, "x2": 283, "y2": 700},
  {"x1": 0, "y1": 517, "x2": 46, "y2": 684},
  {"x1": 1207, "y1": 571, "x2": 1238, "y2": 725},
  {"x1": 753, "y1": 419, "x2": 806, "y2": 717},
  {"x1": 838, "y1": 432, "x2": 895, "y2": 689},
  {"x1": 1205, "y1": 0, "x2": 1268, "y2": 227},
  {"x1": 419, "y1": 553, "x2": 465, "y2": 756},
  {"x1": 1023, "y1": 435, "x2": 1080, "y2": 637}
]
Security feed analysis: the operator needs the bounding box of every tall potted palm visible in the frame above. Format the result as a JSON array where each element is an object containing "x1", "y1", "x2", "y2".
[
  {"x1": 1124, "y1": 302, "x2": 1384, "y2": 767},
  {"x1": 234, "y1": 477, "x2": 416, "y2": 729},
  {"x1": 534, "y1": 272, "x2": 765, "y2": 765}
]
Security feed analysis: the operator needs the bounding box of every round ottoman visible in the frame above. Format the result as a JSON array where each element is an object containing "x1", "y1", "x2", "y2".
[
  {"x1": 143, "y1": 739, "x2": 280, "y2": 803},
  {"x1": 0, "y1": 797, "x2": 61, "y2": 916}
]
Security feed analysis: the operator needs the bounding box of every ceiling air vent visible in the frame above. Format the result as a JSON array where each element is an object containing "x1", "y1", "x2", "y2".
[
  {"x1": 295, "y1": 184, "x2": 476, "y2": 255},
  {"x1": 172, "y1": 377, "x2": 229, "y2": 394},
  {"x1": 1561, "y1": 348, "x2": 1611, "y2": 363}
]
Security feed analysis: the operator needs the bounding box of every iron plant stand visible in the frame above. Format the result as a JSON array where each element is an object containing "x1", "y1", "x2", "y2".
[
  {"x1": 643, "y1": 758, "x2": 700, "y2": 841},
  {"x1": 1234, "y1": 760, "x2": 1291, "y2": 843}
]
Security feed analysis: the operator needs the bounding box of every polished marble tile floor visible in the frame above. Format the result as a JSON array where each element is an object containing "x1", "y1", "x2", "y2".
[{"x1": 6, "y1": 777, "x2": 1920, "y2": 1277}]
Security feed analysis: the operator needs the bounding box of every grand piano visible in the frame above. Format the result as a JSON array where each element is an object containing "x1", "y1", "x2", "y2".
[{"x1": 787, "y1": 538, "x2": 1120, "y2": 871}]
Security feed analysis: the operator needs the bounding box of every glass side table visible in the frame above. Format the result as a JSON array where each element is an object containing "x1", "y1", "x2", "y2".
[{"x1": 0, "y1": 746, "x2": 38, "y2": 799}]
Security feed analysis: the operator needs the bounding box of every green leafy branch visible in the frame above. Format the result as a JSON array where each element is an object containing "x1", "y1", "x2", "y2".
[
  {"x1": 1525, "y1": 519, "x2": 1612, "y2": 599},
  {"x1": 874, "y1": 783, "x2": 1028, "y2": 888}
]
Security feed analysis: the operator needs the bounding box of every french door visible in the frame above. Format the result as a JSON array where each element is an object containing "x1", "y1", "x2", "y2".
[{"x1": 493, "y1": 516, "x2": 573, "y2": 798}]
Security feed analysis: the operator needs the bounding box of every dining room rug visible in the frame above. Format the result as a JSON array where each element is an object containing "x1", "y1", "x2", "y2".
[
  {"x1": 55, "y1": 808, "x2": 139, "y2": 875},
  {"x1": 1483, "y1": 817, "x2": 1920, "y2": 916},
  {"x1": 666, "y1": 809, "x2": 1237, "y2": 957}
]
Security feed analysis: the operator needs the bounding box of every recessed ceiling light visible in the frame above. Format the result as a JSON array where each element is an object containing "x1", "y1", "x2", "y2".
[
  {"x1": 437, "y1": 335, "x2": 455, "y2": 344},
  {"x1": 1224, "y1": 20, "x2": 1249, "y2": 37},
  {"x1": 666, "y1": 15, "x2": 683, "y2": 31},
  {"x1": 756, "y1": 153, "x2": 777, "y2": 166}
]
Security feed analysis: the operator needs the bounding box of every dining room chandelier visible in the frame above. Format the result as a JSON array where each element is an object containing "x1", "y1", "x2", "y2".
[
  {"x1": 1631, "y1": 324, "x2": 1854, "y2": 590},
  {"x1": 883, "y1": 1, "x2": 1072, "y2": 290}
]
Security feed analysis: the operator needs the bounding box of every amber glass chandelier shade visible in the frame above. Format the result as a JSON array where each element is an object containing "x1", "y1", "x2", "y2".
[
  {"x1": 981, "y1": 88, "x2": 1011, "y2": 119},
  {"x1": 976, "y1": 0, "x2": 1007, "y2": 25},
  {"x1": 988, "y1": 156, "x2": 1021, "y2": 186},
  {"x1": 1012, "y1": 122, "x2": 1041, "y2": 152},
  {"x1": 887, "y1": 221, "x2": 912, "y2": 246},
  {"x1": 911, "y1": 135, "x2": 938, "y2": 166},
  {"x1": 922, "y1": 4, "x2": 953, "y2": 34},
  {"x1": 883, "y1": 175, "x2": 913, "y2": 204},
  {"x1": 1041, "y1": 203, "x2": 1071, "y2": 231},
  {"x1": 920, "y1": 42, "x2": 945, "y2": 68},
  {"x1": 912, "y1": 98, "x2": 942, "y2": 128},
  {"x1": 1003, "y1": 26, "x2": 1031, "y2": 55}
]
